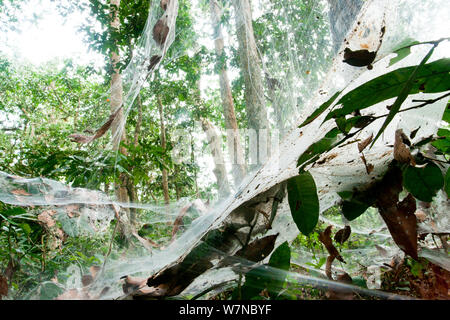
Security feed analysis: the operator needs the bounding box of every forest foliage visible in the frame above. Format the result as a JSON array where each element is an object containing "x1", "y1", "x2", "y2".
[{"x1": 0, "y1": 0, "x2": 449, "y2": 300}]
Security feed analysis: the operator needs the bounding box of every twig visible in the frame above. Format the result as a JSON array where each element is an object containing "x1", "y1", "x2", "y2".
[
  {"x1": 374, "y1": 92, "x2": 450, "y2": 121},
  {"x1": 100, "y1": 204, "x2": 121, "y2": 275}
]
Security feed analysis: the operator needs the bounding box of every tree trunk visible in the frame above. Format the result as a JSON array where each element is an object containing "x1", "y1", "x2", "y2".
[
  {"x1": 110, "y1": 0, "x2": 132, "y2": 233},
  {"x1": 200, "y1": 118, "x2": 231, "y2": 198},
  {"x1": 134, "y1": 94, "x2": 143, "y2": 147},
  {"x1": 327, "y1": 0, "x2": 364, "y2": 53},
  {"x1": 232, "y1": 0, "x2": 270, "y2": 167},
  {"x1": 210, "y1": 0, "x2": 246, "y2": 185},
  {"x1": 157, "y1": 96, "x2": 170, "y2": 205}
]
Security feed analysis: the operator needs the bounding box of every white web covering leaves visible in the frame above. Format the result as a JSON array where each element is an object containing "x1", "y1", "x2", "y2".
[{"x1": 0, "y1": 0, "x2": 449, "y2": 300}]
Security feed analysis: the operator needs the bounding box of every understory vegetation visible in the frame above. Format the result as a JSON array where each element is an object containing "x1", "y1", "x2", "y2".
[{"x1": 0, "y1": 0, "x2": 449, "y2": 300}]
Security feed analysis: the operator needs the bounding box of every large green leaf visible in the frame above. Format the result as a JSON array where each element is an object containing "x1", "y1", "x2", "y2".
[
  {"x1": 342, "y1": 200, "x2": 372, "y2": 221},
  {"x1": 402, "y1": 162, "x2": 444, "y2": 202},
  {"x1": 338, "y1": 190, "x2": 376, "y2": 221},
  {"x1": 287, "y1": 172, "x2": 319, "y2": 235},
  {"x1": 324, "y1": 58, "x2": 450, "y2": 121},
  {"x1": 432, "y1": 128, "x2": 450, "y2": 155},
  {"x1": 388, "y1": 38, "x2": 420, "y2": 67},
  {"x1": 297, "y1": 127, "x2": 339, "y2": 168},
  {"x1": 444, "y1": 168, "x2": 450, "y2": 198},
  {"x1": 298, "y1": 91, "x2": 341, "y2": 128},
  {"x1": 372, "y1": 45, "x2": 436, "y2": 146},
  {"x1": 267, "y1": 241, "x2": 291, "y2": 297},
  {"x1": 234, "y1": 265, "x2": 271, "y2": 300}
]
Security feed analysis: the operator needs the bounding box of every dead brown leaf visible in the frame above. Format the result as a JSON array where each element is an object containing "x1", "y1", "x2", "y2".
[
  {"x1": 38, "y1": 211, "x2": 56, "y2": 228},
  {"x1": 379, "y1": 192, "x2": 418, "y2": 260},
  {"x1": 153, "y1": 18, "x2": 169, "y2": 47},
  {"x1": 319, "y1": 226, "x2": 344, "y2": 263},
  {"x1": 148, "y1": 55, "x2": 162, "y2": 72},
  {"x1": 160, "y1": 0, "x2": 169, "y2": 11},
  {"x1": 69, "y1": 107, "x2": 122, "y2": 144},
  {"x1": 394, "y1": 129, "x2": 416, "y2": 166},
  {"x1": 334, "y1": 226, "x2": 351, "y2": 244},
  {"x1": 358, "y1": 134, "x2": 373, "y2": 153},
  {"x1": 360, "y1": 154, "x2": 374, "y2": 174},
  {"x1": 415, "y1": 210, "x2": 427, "y2": 222},
  {"x1": 81, "y1": 275, "x2": 93, "y2": 287},
  {"x1": 65, "y1": 204, "x2": 80, "y2": 218},
  {"x1": 235, "y1": 234, "x2": 279, "y2": 263},
  {"x1": 11, "y1": 189, "x2": 31, "y2": 196},
  {"x1": 171, "y1": 203, "x2": 192, "y2": 241}
]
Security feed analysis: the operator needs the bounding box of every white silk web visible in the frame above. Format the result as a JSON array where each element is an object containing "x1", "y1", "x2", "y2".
[{"x1": 0, "y1": 0, "x2": 449, "y2": 300}]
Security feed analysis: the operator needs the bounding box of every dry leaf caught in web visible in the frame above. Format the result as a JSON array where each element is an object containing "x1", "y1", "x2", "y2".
[
  {"x1": 38, "y1": 211, "x2": 56, "y2": 228},
  {"x1": 11, "y1": 189, "x2": 32, "y2": 196},
  {"x1": 0, "y1": 275, "x2": 8, "y2": 300},
  {"x1": 334, "y1": 226, "x2": 351, "y2": 244},
  {"x1": 69, "y1": 107, "x2": 123, "y2": 144},
  {"x1": 379, "y1": 193, "x2": 418, "y2": 259},
  {"x1": 358, "y1": 134, "x2": 373, "y2": 153},
  {"x1": 148, "y1": 55, "x2": 162, "y2": 72},
  {"x1": 394, "y1": 129, "x2": 416, "y2": 166},
  {"x1": 65, "y1": 204, "x2": 80, "y2": 218},
  {"x1": 153, "y1": 18, "x2": 169, "y2": 47},
  {"x1": 375, "y1": 166, "x2": 418, "y2": 259},
  {"x1": 360, "y1": 154, "x2": 374, "y2": 174},
  {"x1": 414, "y1": 210, "x2": 427, "y2": 222},
  {"x1": 319, "y1": 226, "x2": 344, "y2": 263},
  {"x1": 319, "y1": 226, "x2": 345, "y2": 279},
  {"x1": 160, "y1": 0, "x2": 169, "y2": 11},
  {"x1": 81, "y1": 275, "x2": 94, "y2": 287},
  {"x1": 171, "y1": 203, "x2": 192, "y2": 241},
  {"x1": 235, "y1": 234, "x2": 279, "y2": 263}
]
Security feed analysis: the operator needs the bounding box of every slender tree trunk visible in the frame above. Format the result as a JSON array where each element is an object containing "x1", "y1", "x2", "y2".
[
  {"x1": 110, "y1": 0, "x2": 133, "y2": 233},
  {"x1": 158, "y1": 96, "x2": 170, "y2": 205},
  {"x1": 232, "y1": 0, "x2": 270, "y2": 167},
  {"x1": 201, "y1": 118, "x2": 231, "y2": 198},
  {"x1": 134, "y1": 94, "x2": 143, "y2": 147},
  {"x1": 210, "y1": 0, "x2": 246, "y2": 185},
  {"x1": 190, "y1": 130, "x2": 199, "y2": 197}
]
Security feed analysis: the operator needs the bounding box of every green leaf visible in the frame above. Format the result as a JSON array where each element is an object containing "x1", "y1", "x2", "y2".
[
  {"x1": 352, "y1": 276, "x2": 368, "y2": 288},
  {"x1": 444, "y1": 168, "x2": 450, "y2": 197},
  {"x1": 1, "y1": 207, "x2": 27, "y2": 217},
  {"x1": 442, "y1": 102, "x2": 450, "y2": 123},
  {"x1": 236, "y1": 265, "x2": 271, "y2": 300},
  {"x1": 267, "y1": 241, "x2": 291, "y2": 297},
  {"x1": 342, "y1": 200, "x2": 371, "y2": 221},
  {"x1": 287, "y1": 172, "x2": 319, "y2": 235},
  {"x1": 372, "y1": 45, "x2": 437, "y2": 146},
  {"x1": 324, "y1": 58, "x2": 450, "y2": 121},
  {"x1": 297, "y1": 127, "x2": 339, "y2": 168},
  {"x1": 338, "y1": 190, "x2": 376, "y2": 221},
  {"x1": 388, "y1": 39, "x2": 420, "y2": 67},
  {"x1": 298, "y1": 91, "x2": 341, "y2": 128},
  {"x1": 269, "y1": 241, "x2": 291, "y2": 270},
  {"x1": 335, "y1": 116, "x2": 374, "y2": 134},
  {"x1": 402, "y1": 162, "x2": 444, "y2": 202},
  {"x1": 431, "y1": 128, "x2": 450, "y2": 155},
  {"x1": 20, "y1": 223, "x2": 32, "y2": 235}
]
